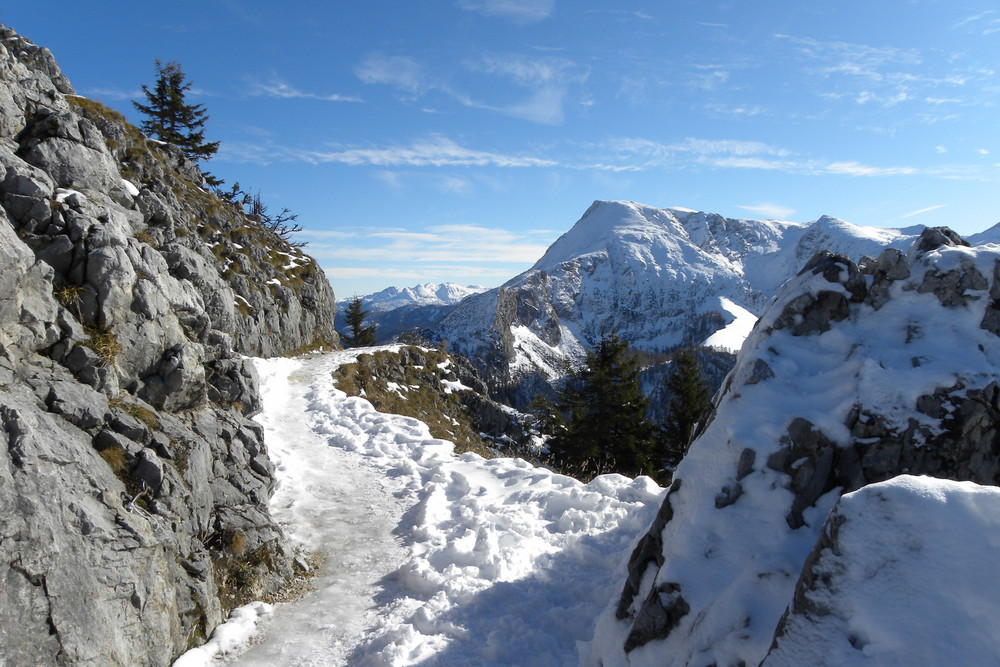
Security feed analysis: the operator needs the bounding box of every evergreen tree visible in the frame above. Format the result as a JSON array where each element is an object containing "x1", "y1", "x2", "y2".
[
  {"x1": 342, "y1": 297, "x2": 376, "y2": 347},
  {"x1": 661, "y1": 347, "x2": 711, "y2": 466},
  {"x1": 546, "y1": 330, "x2": 656, "y2": 479},
  {"x1": 132, "y1": 59, "x2": 220, "y2": 164}
]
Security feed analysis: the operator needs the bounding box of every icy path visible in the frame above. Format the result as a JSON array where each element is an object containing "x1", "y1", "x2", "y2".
[
  {"x1": 177, "y1": 349, "x2": 665, "y2": 666},
  {"x1": 234, "y1": 354, "x2": 411, "y2": 665}
]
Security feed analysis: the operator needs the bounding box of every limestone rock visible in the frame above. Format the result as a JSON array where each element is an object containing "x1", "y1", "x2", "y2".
[{"x1": 0, "y1": 25, "x2": 339, "y2": 665}]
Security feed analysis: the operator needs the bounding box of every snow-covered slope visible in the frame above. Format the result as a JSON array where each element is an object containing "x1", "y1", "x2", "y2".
[
  {"x1": 435, "y1": 200, "x2": 927, "y2": 401},
  {"x1": 587, "y1": 227, "x2": 1000, "y2": 666}
]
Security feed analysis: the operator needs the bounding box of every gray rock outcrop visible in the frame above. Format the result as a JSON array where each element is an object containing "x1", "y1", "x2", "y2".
[{"x1": 0, "y1": 26, "x2": 338, "y2": 665}]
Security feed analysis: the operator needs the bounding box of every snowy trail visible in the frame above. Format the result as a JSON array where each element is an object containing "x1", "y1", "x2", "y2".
[
  {"x1": 177, "y1": 348, "x2": 665, "y2": 666},
  {"x1": 234, "y1": 354, "x2": 411, "y2": 665}
]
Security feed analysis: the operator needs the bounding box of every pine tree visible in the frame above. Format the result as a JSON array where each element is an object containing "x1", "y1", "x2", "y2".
[
  {"x1": 342, "y1": 297, "x2": 376, "y2": 347},
  {"x1": 661, "y1": 347, "x2": 710, "y2": 466},
  {"x1": 132, "y1": 59, "x2": 220, "y2": 164},
  {"x1": 546, "y1": 330, "x2": 656, "y2": 479}
]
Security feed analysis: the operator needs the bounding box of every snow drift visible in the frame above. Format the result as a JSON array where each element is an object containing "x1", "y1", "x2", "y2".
[{"x1": 588, "y1": 227, "x2": 1000, "y2": 666}]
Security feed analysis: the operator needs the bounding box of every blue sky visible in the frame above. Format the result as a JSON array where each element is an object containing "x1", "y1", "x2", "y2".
[{"x1": 6, "y1": 1, "x2": 1000, "y2": 296}]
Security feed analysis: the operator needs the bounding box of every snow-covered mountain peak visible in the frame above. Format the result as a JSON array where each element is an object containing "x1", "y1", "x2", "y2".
[
  {"x1": 436, "y1": 200, "x2": 942, "y2": 403},
  {"x1": 529, "y1": 200, "x2": 687, "y2": 273}
]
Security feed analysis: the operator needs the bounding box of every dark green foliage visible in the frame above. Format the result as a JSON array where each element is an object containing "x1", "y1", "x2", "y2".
[
  {"x1": 341, "y1": 296, "x2": 376, "y2": 347},
  {"x1": 661, "y1": 348, "x2": 711, "y2": 466},
  {"x1": 544, "y1": 330, "x2": 657, "y2": 479},
  {"x1": 132, "y1": 59, "x2": 220, "y2": 163}
]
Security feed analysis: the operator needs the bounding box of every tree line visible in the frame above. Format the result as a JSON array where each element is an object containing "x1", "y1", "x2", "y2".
[
  {"x1": 534, "y1": 331, "x2": 710, "y2": 484},
  {"x1": 131, "y1": 59, "x2": 303, "y2": 246}
]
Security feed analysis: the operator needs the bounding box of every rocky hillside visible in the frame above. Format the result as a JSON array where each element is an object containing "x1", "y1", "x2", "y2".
[
  {"x1": 587, "y1": 227, "x2": 1000, "y2": 666},
  {"x1": 332, "y1": 345, "x2": 533, "y2": 457},
  {"x1": 433, "y1": 200, "x2": 929, "y2": 404},
  {"x1": 0, "y1": 27, "x2": 337, "y2": 665}
]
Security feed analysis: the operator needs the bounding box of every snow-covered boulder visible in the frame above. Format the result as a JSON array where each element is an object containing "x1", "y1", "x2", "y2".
[
  {"x1": 587, "y1": 227, "x2": 1000, "y2": 667},
  {"x1": 762, "y1": 475, "x2": 1000, "y2": 666}
]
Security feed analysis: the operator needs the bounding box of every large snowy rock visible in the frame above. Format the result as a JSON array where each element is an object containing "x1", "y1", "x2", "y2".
[
  {"x1": 434, "y1": 200, "x2": 926, "y2": 403},
  {"x1": 760, "y1": 475, "x2": 1000, "y2": 667},
  {"x1": 587, "y1": 227, "x2": 1000, "y2": 667}
]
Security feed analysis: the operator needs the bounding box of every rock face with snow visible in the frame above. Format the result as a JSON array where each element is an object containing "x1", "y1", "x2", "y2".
[
  {"x1": 336, "y1": 282, "x2": 485, "y2": 342},
  {"x1": 587, "y1": 227, "x2": 1000, "y2": 666},
  {"x1": 0, "y1": 27, "x2": 337, "y2": 665},
  {"x1": 434, "y1": 200, "x2": 924, "y2": 403}
]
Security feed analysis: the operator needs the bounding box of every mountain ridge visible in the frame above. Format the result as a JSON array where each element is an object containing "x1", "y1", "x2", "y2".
[{"x1": 432, "y1": 199, "x2": 940, "y2": 404}]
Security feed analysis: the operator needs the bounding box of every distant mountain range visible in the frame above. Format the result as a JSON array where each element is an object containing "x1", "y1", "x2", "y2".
[{"x1": 335, "y1": 282, "x2": 485, "y2": 342}]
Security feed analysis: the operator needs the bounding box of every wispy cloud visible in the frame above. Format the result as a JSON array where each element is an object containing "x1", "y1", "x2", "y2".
[
  {"x1": 304, "y1": 136, "x2": 557, "y2": 168},
  {"x1": 953, "y1": 10, "x2": 1000, "y2": 35},
  {"x1": 222, "y1": 135, "x2": 557, "y2": 168},
  {"x1": 356, "y1": 53, "x2": 425, "y2": 94},
  {"x1": 247, "y1": 78, "x2": 362, "y2": 103},
  {"x1": 467, "y1": 53, "x2": 589, "y2": 124},
  {"x1": 737, "y1": 204, "x2": 796, "y2": 219},
  {"x1": 899, "y1": 204, "x2": 946, "y2": 219},
  {"x1": 222, "y1": 131, "x2": 996, "y2": 184},
  {"x1": 84, "y1": 87, "x2": 143, "y2": 102},
  {"x1": 355, "y1": 50, "x2": 587, "y2": 125},
  {"x1": 770, "y1": 33, "x2": 1000, "y2": 124},
  {"x1": 826, "y1": 161, "x2": 918, "y2": 177},
  {"x1": 305, "y1": 223, "x2": 552, "y2": 273},
  {"x1": 456, "y1": 0, "x2": 555, "y2": 23}
]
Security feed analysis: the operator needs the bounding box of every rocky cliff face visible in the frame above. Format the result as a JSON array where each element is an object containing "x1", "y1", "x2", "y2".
[
  {"x1": 434, "y1": 200, "x2": 925, "y2": 404},
  {"x1": 587, "y1": 227, "x2": 1000, "y2": 666},
  {"x1": 0, "y1": 27, "x2": 337, "y2": 665}
]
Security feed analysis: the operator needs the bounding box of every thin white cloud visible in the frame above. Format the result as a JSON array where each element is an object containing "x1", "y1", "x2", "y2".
[
  {"x1": 953, "y1": 10, "x2": 1000, "y2": 35},
  {"x1": 85, "y1": 87, "x2": 143, "y2": 102},
  {"x1": 356, "y1": 54, "x2": 425, "y2": 93},
  {"x1": 977, "y1": 148, "x2": 990, "y2": 155},
  {"x1": 247, "y1": 78, "x2": 362, "y2": 103},
  {"x1": 355, "y1": 50, "x2": 586, "y2": 125},
  {"x1": 374, "y1": 170, "x2": 405, "y2": 190},
  {"x1": 302, "y1": 136, "x2": 558, "y2": 168},
  {"x1": 456, "y1": 0, "x2": 555, "y2": 23},
  {"x1": 306, "y1": 224, "x2": 551, "y2": 269},
  {"x1": 899, "y1": 204, "x2": 946, "y2": 219},
  {"x1": 826, "y1": 161, "x2": 918, "y2": 177},
  {"x1": 467, "y1": 53, "x2": 589, "y2": 124},
  {"x1": 737, "y1": 204, "x2": 796, "y2": 219}
]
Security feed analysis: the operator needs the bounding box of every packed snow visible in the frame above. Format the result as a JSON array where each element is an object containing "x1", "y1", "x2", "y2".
[{"x1": 174, "y1": 348, "x2": 664, "y2": 665}]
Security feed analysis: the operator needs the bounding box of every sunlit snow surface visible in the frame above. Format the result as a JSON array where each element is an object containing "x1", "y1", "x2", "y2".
[{"x1": 175, "y1": 348, "x2": 663, "y2": 666}]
